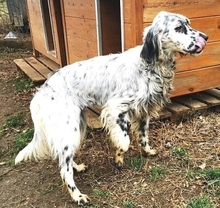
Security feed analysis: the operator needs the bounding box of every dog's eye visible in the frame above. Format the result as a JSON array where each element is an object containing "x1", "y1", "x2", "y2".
[{"x1": 175, "y1": 25, "x2": 183, "y2": 32}]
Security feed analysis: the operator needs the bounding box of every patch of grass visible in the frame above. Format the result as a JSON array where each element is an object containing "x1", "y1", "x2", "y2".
[
  {"x1": 14, "y1": 77, "x2": 34, "y2": 92},
  {"x1": 187, "y1": 195, "x2": 214, "y2": 208},
  {"x1": 122, "y1": 199, "x2": 137, "y2": 208},
  {"x1": 0, "y1": 113, "x2": 26, "y2": 139},
  {"x1": 148, "y1": 166, "x2": 168, "y2": 181},
  {"x1": 125, "y1": 156, "x2": 146, "y2": 171},
  {"x1": 93, "y1": 189, "x2": 110, "y2": 198},
  {"x1": 10, "y1": 128, "x2": 34, "y2": 157},
  {"x1": 5, "y1": 113, "x2": 26, "y2": 128},
  {"x1": 172, "y1": 147, "x2": 187, "y2": 158}
]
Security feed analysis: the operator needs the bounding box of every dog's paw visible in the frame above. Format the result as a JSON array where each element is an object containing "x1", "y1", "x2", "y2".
[
  {"x1": 113, "y1": 160, "x2": 123, "y2": 170},
  {"x1": 76, "y1": 163, "x2": 88, "y2": 172},
  {"x1": 74, "y1": 193, "x2": 90, "y2": 205},
  {"x1": 73, "y1": 162, "x2": 88, "y2": 172},
  {"x1": 143, "y1": 148, "x2": 157, "y2": 156}
]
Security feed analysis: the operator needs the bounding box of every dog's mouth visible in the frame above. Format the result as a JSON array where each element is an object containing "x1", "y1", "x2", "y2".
[{"x1": 183, "y1": 36, "x2": 207, "y2": 55}]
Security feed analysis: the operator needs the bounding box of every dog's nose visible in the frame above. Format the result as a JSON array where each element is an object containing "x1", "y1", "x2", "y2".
[{"x1": 199, "y1": 33, "x2": 208, "y2": 41}]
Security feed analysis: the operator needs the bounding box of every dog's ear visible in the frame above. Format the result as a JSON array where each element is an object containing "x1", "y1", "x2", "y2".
[{"x1": 140, "y1": 26, "x2": 160, "y2": 65}]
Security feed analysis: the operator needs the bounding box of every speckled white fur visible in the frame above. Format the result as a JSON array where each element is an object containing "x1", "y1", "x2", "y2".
[{"x1": 15, "y1": 11, "x2": 207, "y2": 205}]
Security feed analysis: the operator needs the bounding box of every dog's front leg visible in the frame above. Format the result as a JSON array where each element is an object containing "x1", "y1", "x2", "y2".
[
  {"x1": 101, "y1": 103, "x2": 131, "y2": 169},
  {"x1": 138, "y1": 117, "x2": 157, "y2": 155}
]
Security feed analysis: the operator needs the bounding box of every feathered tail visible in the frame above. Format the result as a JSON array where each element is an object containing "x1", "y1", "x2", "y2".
[{"x1": 15, "y1": 134, "x2": 50, "y2": 164}]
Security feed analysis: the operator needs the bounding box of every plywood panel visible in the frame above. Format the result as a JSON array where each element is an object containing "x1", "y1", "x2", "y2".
[
  {"x1": 62, "y1": 0, "x2": 96, "y2": 19},
  {"x1": 143, "y1": 0, "x2": 220, "y2": 22},
  {"x1": 171, "y1": 65, "x2": 220, "y2": 97}
]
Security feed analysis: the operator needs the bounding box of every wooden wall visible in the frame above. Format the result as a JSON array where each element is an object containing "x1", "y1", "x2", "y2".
[
  {"x1": 61, "y1": 0, "x2": 98, "y2": 64},
  {"x1": 141, "y1": 0, "x2": 220, "y2": 97},
  {"x1": 26, "y1": 0, "x2": 65, "y2": 66}
]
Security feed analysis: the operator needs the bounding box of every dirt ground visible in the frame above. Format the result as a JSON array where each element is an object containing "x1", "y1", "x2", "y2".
[{"x1": 0, "y1": 46, "x2": 220, "y2": 208}]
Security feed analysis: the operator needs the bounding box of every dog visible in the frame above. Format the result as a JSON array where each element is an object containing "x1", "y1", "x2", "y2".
[{"x1": 15, "y1": 11, "x2": 208, "y2": 205}]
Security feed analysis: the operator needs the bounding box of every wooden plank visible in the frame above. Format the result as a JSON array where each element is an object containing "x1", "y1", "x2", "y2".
[
  {"x1": 25, "y1": 57, "x2": 52, "y2": 78},
  {"x1": 67, "y1": 36, "x2": 98, "y2": 64},
  {"x1": 173, "y1": 96, "x2": 207, "y2": 110},
  {"x1": 192, "y1": 92, "x2": 220, "y2": 106},
  {"x1": 38, "y1": 56, "x2": 60, "y2": 71},
  {"x1": 143, "y1": 0, "x2": 220, "y2": 22},
  {"x1": 65, "y1": 17, "x2": 97, "y2": 42},
  {"x1": 171, "y1": 65, "x2": 220, "y2": 97},
  {"x1": 175, "y1": 42, "x2": 220, "y2": 73},
  {"x1": 143, "y1": 16, "x2": 220, "y2": 43},
  {"x1": 62, "y1": 0, "x2": 96, "y2": 20},
  {"x1": 130, "y1": 0, "x2": 143, "y2": 47},
  {"x1": 14, "y1": 59, "x2": 45, "y2": 84},
  {"x1": 205, "y1": 89, "x2": 220, "y2": 99},
  {"x1": 166, "y1": 101, "x2": 189, "y2": 114},
  {"x1": 158, "y1": 108, "x2": 172, "y2": 119}
]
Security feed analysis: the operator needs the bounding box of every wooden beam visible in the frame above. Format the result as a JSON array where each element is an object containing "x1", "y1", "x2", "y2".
[{"x1": 130, "y1": 0, "x2": 143, "y2": 46}]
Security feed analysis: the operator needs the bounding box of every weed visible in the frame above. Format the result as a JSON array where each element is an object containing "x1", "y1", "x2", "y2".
[
  {"x1": 14, "y1": 77, "x2": 34, "y2": 92},
  {"x1": 93, "y1": 189, "x2": 110, "y2": 198},
  {"x1": 199, "y1": 169, "x2": 220, "y2": 181},
  {"x1": 10, "y1": 128, "x2": 34, "y2": 157},
  {"x1": 187, "y1": 195, "x2": 214, "y2": 208},
  {"x1": 172, "y1": 147, "x2": 187, "y2": 158},
  {"x1": 122, "y1": 199, "x2": 137, "y2": 208},
  {"x1": 4, "y1": 113, "x2": 26, "y2": 128},
  {"x1": 149, "y1": 166, "x2": 168, "y2": 181},
  {"x1": 125, "y1": 156, "x2": 146, "y2": 171}
]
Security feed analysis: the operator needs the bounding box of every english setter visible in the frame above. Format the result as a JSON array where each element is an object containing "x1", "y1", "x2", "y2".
[{"x1": 15, "y1": 11, "x2": 208, "y2": 205}]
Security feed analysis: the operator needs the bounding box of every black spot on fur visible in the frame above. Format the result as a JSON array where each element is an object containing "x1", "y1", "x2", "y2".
[
  {"x1": 116, "y1": 113, "x2": 129, "y2": 133},
  {"x1": 64, "y1": 146, "x2": 68, "y2": 151},
  {"x1": 51, "y1": 96, "x2": 54, "y2": 100},
  {"x1": 66, "y1": 156, "x2": 70, "y2": 164}
]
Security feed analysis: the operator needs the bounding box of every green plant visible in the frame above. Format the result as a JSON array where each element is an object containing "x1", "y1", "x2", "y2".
[
  {"x1": 5, "y1": 113, "x2": 26, "y2": 128},
  {"x1": 187, "y1": 195, "x2": 214, "y2": 208},
  {"x1": 172, "y1": 147, "x2": 187, "y2": 158},
  {"x1": 125, "y1": 156, "x2": 146, "y2": 171},
  {"x1": 122, "y1": 199, "x2": 137, "y2": 208},
  {"x1": 149, "y1": 166, "x2": 168, "y2": 181},
  {"x1": 14, "y1": 77, "x2": 34, "y2": 92},
  {"x1": 10, "y1": 128, "x2": 34, "y2": 157},
  {"x1": 93, "y1": 189, "x2": 110, "y2": 197}
]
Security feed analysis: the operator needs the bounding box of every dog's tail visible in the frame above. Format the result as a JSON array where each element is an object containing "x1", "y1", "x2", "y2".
[{"x1": 15, "y1": 133, "x2": 50, "y2": 165}]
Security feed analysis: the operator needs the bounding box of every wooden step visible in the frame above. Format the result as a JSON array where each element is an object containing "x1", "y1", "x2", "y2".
[
  {"x1": 14, "y1": 59, "x2": 45, "y2": 84},
  {"x1": 14, "y1": 56, "x2": 58, "y2": 84}
]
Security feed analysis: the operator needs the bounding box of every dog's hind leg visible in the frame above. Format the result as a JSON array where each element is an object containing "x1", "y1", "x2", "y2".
[
  {"x1": 101, "y1": 101, "x2": 131, "y2": 169},
  {"x1": 59, "y1": 110, "x2": 90, "y2": 205}
]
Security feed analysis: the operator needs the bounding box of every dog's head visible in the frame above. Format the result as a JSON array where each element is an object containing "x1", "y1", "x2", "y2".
[{"x1": 140, "y1": 11, "x2": 208, "y2": 65}]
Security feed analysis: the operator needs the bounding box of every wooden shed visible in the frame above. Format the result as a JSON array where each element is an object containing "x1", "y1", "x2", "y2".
[{"x1": 14, "y1": 0, "x2": 220, "y2": 119}]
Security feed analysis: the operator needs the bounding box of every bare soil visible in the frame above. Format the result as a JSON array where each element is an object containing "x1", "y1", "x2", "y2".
[{"x1": 0, "y1": 47, "x2": 220, "y2": 208}]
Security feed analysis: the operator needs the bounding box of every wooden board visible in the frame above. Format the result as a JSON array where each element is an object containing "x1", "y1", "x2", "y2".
[
  {"x1": 166, "y1": 101, "x2": 190, "y2": 114},
  {"x1": 173, "y1": 96, "x2": 207, "y2": 110},
  {"x1": 25, "y1": 57, "x2": 52, "y2": 78},
  {"x1": 171, "y1": 65, "x2": 220, "y2": 97},
  {"x1": 14, "y1": 59, "x2": 45, "y2": 84},
  {"x1": 38, "y1": 56, "x2": 60, "y2": 71},
  {"x1": 143, "y1": 0, "x2": 220, "y2": 22},
  {"x1": 192, "y1": 92, "x2": 220, "y2": 106},
  {"x1": 205, "y1": 89, "x2": 220, "y2": 99}
]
